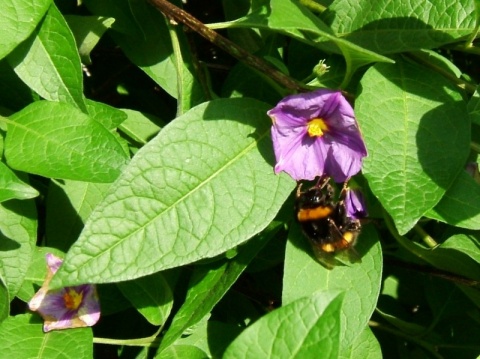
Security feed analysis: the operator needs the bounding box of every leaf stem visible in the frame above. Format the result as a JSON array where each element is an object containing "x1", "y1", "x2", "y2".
[
  {"x1": 165, "y1": 18, "x2": 185, "y2": 116},
  {"x1": 413, "y1": 224, "x2": 438, "y2": 248},
  {"x1": 369, "y1": 320, "x2": 443, "y2": 359},
  {"x1": 146, "y1": 0, "x2": 309, "y2": 93},
  {"x1": 461, "y1": 20, "x2": 480, "y2": 49},
  {"x1": 471, "y1": 141, "x2": 480, "y2": 153}
]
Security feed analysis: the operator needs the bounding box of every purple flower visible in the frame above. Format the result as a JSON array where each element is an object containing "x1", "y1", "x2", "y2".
[
  {"x1": 28, "y1": 253, "x2": 100, "y2": 332},
  {"x1": 345, "y1": 188, "x2": 368, "y2": 220},
  {"x1": 268, "y1": 89, "x2": 367, "y2": 182}
]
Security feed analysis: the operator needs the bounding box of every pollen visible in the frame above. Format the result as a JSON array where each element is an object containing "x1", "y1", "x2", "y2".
[
  {"x1": 307, "y1": 118, "x2": 328, "y2": 137},
  {"x1": 63, "y1": 289, "x2": 83, "y2": 310}
]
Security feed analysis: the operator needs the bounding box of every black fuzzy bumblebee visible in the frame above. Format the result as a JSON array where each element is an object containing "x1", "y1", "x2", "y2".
[{"x1": 294, "y1": 178, "x2": 362, "y2": 266}]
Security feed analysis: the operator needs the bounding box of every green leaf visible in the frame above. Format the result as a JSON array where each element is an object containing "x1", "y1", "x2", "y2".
[
  {"x1": 223, "y1": 291, "x2": 345, "y2": 359},
  {"x1": 45, "y1": 180, "x2": 111, "y2": 252},
  {"x1": 53, "y1": 98, "x2": 294, "y2": 286},
  {"x1": 283, "y1": 224, "x2": 383, "y2": 351},
  {"x1": 218, "y1": 0, "x2": 393, "y2": 87},
  {"x1": 5, "y1": 101, "x2": 129, "y2": 183},
  {"x1": 0, "y1": 275, "x2": 8, "y2": 324},
  {"x1": 356, "y1": 59, "x2": 470, "y2": 234},
  {"x1": 0, "y1": 199, "x2": 37, "y2": 299},
  {"x1": 117, "y1": 272, "x2": 173, "y2": 326},
  {"x1": 0, "y1": 314, "x2": 93, "y2": 358},
  {"x1": 375, "y1": 307, "x2": 427, "y2": 336},
  {"x1": 0, "y1": 0, "x2": 52, "y2": 60},
  {"x1": 0, "y1": 161, "x2": 39, "y2": 202},
  {"x1": 155, "y1": 345, "x2": 209, "y2": 359},
  {"x1": 169, "y1": 24, "x2": 207, "y2": 114},
  {"x1": 85, "y1": 99, "x2": 128, "y2": 130},
  {"x1": 7, "y1": 3, "x2": 87, "y2": 112},
  {"x1": 118, "y1": 109, "x2": 162, "y2": 145},
  {"x1": 157, "y1": 224, "x2": 278, "y2": 352},
  {"x1": 64, "y1": 15, "x2": 115, "y2": 65},
  {"x1": 323, "y1": 0, "x2": 477, "y2": 54},
  {"x1": 425, "y1": 170, "x2": 480, "y2": 230},
  {"x1": 340, "y1": 327, "x2": 382, "y2": 359}
]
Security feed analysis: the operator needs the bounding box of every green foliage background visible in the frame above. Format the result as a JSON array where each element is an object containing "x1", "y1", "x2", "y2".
[{"x1": 0, "y1": 0, "x2": 479, "y2": 358}]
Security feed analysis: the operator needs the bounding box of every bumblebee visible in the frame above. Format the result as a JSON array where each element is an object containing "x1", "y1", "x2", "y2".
[{"x1": 294, "y1": 178, "x2": 361, "y2": 266}]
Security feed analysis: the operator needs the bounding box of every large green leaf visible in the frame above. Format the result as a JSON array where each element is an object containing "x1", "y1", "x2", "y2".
[
  {"x1": 283, "y1": 224, "x2": 383, "y2": 352},
  {"x1": 0, "y1": 314, "x2": 93, "y2": 358},
  {"x1": 223, "y1": 290, "x2": 345, "y2": 359},
  {"x1": 0, "y1": 199, "x2": 37, "y2": 299},
  {"x1": 53, "y1": 98, "x2": 295, "y2": 287},
  {"x1": 7, "y1": 3, "x2": 86, "y2": 112},
  {"x1": 5, "y1": 101, "x2": 129, "y2": 183},
  {"x1": 0, "y1": 0, "x2": 52, "y2": 60},
  {"x1": 356, "y1": 59, "x2": 470, "y2": 234},
  {"x1": 322, "y1": 0, "x2": 477, "y2": 54}
]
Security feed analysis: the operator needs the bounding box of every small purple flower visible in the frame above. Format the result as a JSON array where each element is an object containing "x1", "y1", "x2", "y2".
[
  {"x1": 268, "y1": 89, "x2": 367, "y2": 182},
  {"x1": 28, "y1": 253, "x2": 100, "y2": 332},
  {"x1": 345, "y1": 188, "x2": 368, "y2": 220}
]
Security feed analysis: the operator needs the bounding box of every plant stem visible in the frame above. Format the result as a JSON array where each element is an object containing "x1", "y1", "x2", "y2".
[
  {"x1": 93, "y1": 336, "x2": 160, "y2": 347},
  {"x1": 298, "y1": 0, "x2": 327, "y2": 14},
  {"x1": 147, "y1": 0, "x2": 309, "y2": 94}
]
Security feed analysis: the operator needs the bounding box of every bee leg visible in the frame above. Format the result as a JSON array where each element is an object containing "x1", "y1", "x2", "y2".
[{"x1": 296, "y1": 183, "x2": 304, "y2": 198}]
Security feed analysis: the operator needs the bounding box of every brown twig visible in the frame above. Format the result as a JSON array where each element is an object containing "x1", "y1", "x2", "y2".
[{"x1": 147, "y1": 0, "x2": 309, "y2": 93}]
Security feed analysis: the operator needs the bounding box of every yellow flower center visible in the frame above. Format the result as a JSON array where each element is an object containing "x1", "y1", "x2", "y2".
[
  {"x1": 63, "y1": 289, "x2": 83, "y2": 310},
  {"x1": 307, "y1": 118, "x2": 328, "y2": 137}
]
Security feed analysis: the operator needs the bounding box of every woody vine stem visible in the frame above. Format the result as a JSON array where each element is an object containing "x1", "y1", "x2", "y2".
[{"x1": 147, "y1": 0, "x2": 310, "y2": 94}]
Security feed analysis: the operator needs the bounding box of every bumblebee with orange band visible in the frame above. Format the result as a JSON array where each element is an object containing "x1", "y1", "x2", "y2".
[{"x1": 294, "y1": 178, "x2": 361, "y2": 255}]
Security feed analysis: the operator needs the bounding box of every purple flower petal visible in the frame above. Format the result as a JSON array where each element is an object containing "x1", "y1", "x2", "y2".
[
  {"x1": 46, "y1": 253, "x2": 63, "y2": 274},
  {"x1": 345, "y1": 188, "x2": 368, "y2": 220},
  {"x1": 269, "y1": 89, "x2": 367, "y2": 182}
]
